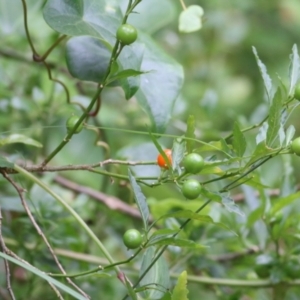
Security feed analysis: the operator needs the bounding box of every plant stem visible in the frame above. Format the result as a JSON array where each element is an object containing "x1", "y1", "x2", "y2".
[{"x1": 14, "y1": 164, "x2": 120, "y2": 275}]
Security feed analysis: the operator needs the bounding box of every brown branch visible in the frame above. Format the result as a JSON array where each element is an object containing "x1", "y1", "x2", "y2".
[
  {"x1": 1, "y1": 171, "x2": 90, "y2": 299},
  {"x1": 54, "y1": 175, "x2": 149, "y2": 221}
]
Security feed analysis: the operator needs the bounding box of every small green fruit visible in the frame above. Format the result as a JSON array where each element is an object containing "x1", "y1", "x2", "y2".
[
  {"x1": 66, "y1": 116, "x2": 83, "y2": 134},
  {"x1": 116, "y1": 24, "x2": 138, "y2": 45},
  {"x1": 182, "y1": 179, "x2": 202, "y2": 199}
]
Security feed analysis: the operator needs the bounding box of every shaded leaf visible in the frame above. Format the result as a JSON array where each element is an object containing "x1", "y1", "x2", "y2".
[
  {"x1": 172, "y1": 271, "x2": 189, "y2": 300},
  {"x1": 140, "y1": 247, "x2": 170, "y2": 300},
  {"x1": 0, "y1": 134, "x2": 42, "y2": 148},
  {"x1": 128, "y1": 169, "x2": 149, "y2": 230},
  {"x1": 256, "y1": 122, "x2": 268, "y2": 145}
]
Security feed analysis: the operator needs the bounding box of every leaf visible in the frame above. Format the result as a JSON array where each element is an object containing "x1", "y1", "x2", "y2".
[
  {"x1": 125, "y1": 0, "x2": 177, "y2": 34},
  {"x1": 285, "y1": 125, "x2": 296, "y2": 146},
  {"x1": 128, "y1": 169, "x2": 149, "y2": 230},
  {"x1": 107, "y1": 69, "x2": 147, "y2": 84},
  {"x1": 0, "y1": 252, "x2": 86, "y2": 300},
  {"x1": 43, "y1": 0, "x2": 122, "y2": 45},
  {"x1": 172, "y1": 271, "x2": 189, "y2": 300},
  {"x1": 222, "y1": 195, "x2": 245, "y2": 216},
  {"x1": 232, "y1": 122, "x2": 246, "y2": 157},
  {"x1": 171, "y1": 138, "x2": 186, "y2": 172},
  {"x1": 0, "y1": 155, "x2": 14, "y2": 168},
  {"x1": 289, "y1": 44, "x2": 300, "y2": 97},
  {"x1": 270, "y1": 191, "x2": 300, "y2": 215},
  {"x1": 185, "y1": 115, "x2": 196, "y2": 153},
  {"x1": 179, "y1": 5, "x2": 204, "y2": 33},
  {"x1": 66, "y1": 36, "x2": 144, "y2": 98},
  {"x1": 156, "y1": 210, "x2": 230, "y2": 230},
  {"x1": 140, "y1": 247, "x2": 170, "y2": 300},
  {"x1": 266, "y1": 88, "x2": 282, "y2": 147},
  {"x1": 256, "y1": 122, "x2": 268, "y2": 145},
  {"x1": 148, "y1": 237, "x2": 206, "y2": 249},
  {"x1": 135, "y1": 33, "x2": 184, "y2": 132},
  {"x1": 44, "y1": 1, "x2": 184, "y2": 132},
  {"x1": 0, "y1": 134, "x2": 42, "y2": 148},
  {"x1": 252, "y1": 46, "x2": 273, "y2": 102},
  {"x1": 66, "y1": 36, "x2": 111, "y2": 83}
]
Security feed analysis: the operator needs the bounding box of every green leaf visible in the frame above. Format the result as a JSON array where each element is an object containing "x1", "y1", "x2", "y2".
[
  {"x1": 43, "y1": 0, "x2": 122, "y2": 45},
  {"x1": 148, "y1": 237, "x2": 206, "y2": 249},
  {"x1": 128, "y1": 169, "x2": 149, "y2": 230},
  {"x1": 156, "y1": 210, "x2": 230, "y2": 230},
  {"x1": 179, "y1": 5, "x2": 204, "y2": 33},
  {"x1": 66, "y1": 36, "x2": 144, "y2": 98},
  {"x1": 232, "y1": 122, "x2": 246, "y2": 157},
  {"x1": 266, "y1": 88, "x2": 282, "y2": 147},
  {"x1": 0, "y1": 134, "x2": 42, "y2": 148},
  {"x1": 66, "y1": 36, "x2": 111, "y2": 83},
  {"x1": 270, "y1": 192, "x2": 300, "y2": 215},
  {"x1": 135, "y1": 33, "x2": 184, "y2": 132},
  {"x1": 0, "y1": 252, "x2": 86, "y2": 300},
  {"x1": 107, "y1": 69, "x2": 146, "y2": 84},
  {"x1": 126, "y1": 0, "x2": 176, "y2": 34},
  {"x1": 140, "y1": 246, "x2": 170, "y2": 300},
  {"x1": 222, "y1": 195, "x2": 245, "y2": 216},
  {"x1": 289, "y1": 44, "x2": 300, "y2": 97},
  {"x1": 171, "y1": 138, "x2": 186, "y2": 172},
  {"x1": 172, "y1": 271, "x2": 189, "y2": 300},
  {"x1": 185, "y1": 115, "x2": 196, "y2": 153},
  {"x1": 285, "y1": 125, "x2": 296, "y2": 146},
  {"x1": 252, "y1": 47, "x2": 273, "y2": 102},
  {"x1": 0, "y1": 155, "x2": 14, "y2": 168}
]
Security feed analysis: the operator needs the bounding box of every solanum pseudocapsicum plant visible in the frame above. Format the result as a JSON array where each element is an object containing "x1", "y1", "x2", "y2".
[{"x1": 2, "y1": 0, "x2": 300, "y2": 299}]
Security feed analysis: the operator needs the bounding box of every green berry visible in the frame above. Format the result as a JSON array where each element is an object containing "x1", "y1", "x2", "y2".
[
  {"x1": 66, "y1": 116, "x2": 83, "y2": 134},
  {"x1": 182, "y1": 179, "x2": 202, "y2": 200},
  {"x1": 123, "y1": 229, "x2": 142, "y2": 249},
  {"x1": 182, "y1": 153, "x2": 205, "y2": 174},
  {"x1": 116, "y1": 24, "x2": 138, "y2": 45}
]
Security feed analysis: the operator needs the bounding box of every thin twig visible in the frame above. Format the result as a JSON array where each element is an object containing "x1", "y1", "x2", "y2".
[
  {"x1": 2, "y1": 172, "x2": 90, "y2": 299},
  {"x1": 0, "y1": 207, "x2": 15, "y2": 300},
  {"x1": 54, "y1": 175, "x2": 151, "y2": 221}
]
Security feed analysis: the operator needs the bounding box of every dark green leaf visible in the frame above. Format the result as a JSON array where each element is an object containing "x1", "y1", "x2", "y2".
[
  {"x1": 185, "y1": 115, "x2": 196, "y2": 153},
  {"x1": 266, "y1": 88, "x2": 282, "y2": 147},
  {"x1": 66, "y1": 36, "x2": 111, "y2": 83},
  {"x1": 128, "y1": 169, "x2": 149, "y2": 230},
  {"x1": 140, "y1": 247, "x2": 170, "y2": 300},
  {"x1": 232, "y1": 122, "x2": 246, "y2": 157},
  {"x1": 43, "y1": 0, "x2": 122, "y2": 45},
  {"x1": 252, "y1": 46, "x2": 273, "y2": 101}
]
